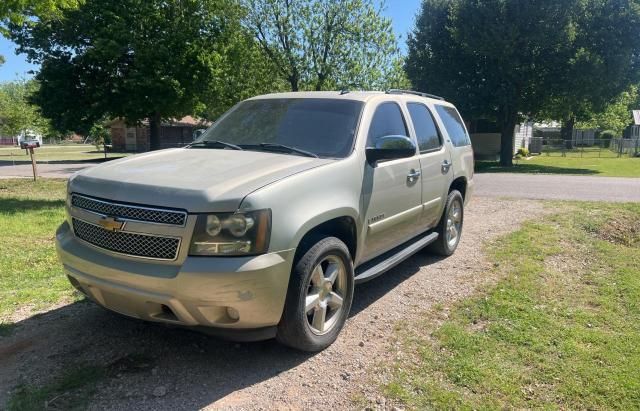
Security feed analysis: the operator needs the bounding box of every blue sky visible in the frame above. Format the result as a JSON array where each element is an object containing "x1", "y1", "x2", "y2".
[{"x1": 0, "y1": 0, "x2": 422, "y2": 82}]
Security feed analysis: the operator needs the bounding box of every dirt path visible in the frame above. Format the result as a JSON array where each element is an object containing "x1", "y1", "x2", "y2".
[{"x1": 0, "y1": 197, "x2": 547, "y2": 410}]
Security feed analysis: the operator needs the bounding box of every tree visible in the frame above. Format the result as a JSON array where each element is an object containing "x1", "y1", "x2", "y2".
[
  {"x1": 577, "y1": 85, "x2": 640, "y2": 135},
  {"x1": 243, "y1": 0, "x2": 402, "y2": 92},
  {"x1": 88, "y1": 121, "x2": 111, "y2": 151},
  {"x1": 0, "y1": 79, "x2": 51, "y2": 138},
  {"x1": 545, "y1": 1, "x2": 640, "y2": 141},
  {"x1": 406, "y1": 0, "x2": 640, "y2": 166},
  {"x1": 0, "y1": 0, "x2": 79, "y2": 35},
  {"x1": 10, "y1": 0, "x2": 265, "y2": 149}
]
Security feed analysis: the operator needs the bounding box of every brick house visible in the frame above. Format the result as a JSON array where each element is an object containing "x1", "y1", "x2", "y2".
[{"x1": 109, "y1": 116, "x2": 210, "y2": 152}]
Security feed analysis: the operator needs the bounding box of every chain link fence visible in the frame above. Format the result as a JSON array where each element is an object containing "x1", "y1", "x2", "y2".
[{"x1": 530, "y1": 137, "x2": 640, "y2": 158}]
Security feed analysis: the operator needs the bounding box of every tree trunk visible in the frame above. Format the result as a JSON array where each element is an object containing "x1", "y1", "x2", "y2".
[
  {"x1": 499, "y1": 113, "x2": 518, "y2": 167},
  {"x1": 560, "y1": 115, "x2": 575, "y2": 149},
  {"x1": 288, "y1": 71, "x2": 299, "y2": 92},
  {"x1": 149, "y1": 112, "x2": 162, "y2": 151}
]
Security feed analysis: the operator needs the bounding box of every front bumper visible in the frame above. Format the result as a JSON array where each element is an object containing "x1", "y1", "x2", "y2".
[{"x1": 55, "y1": 222, "x2": 294, "y2": 339}]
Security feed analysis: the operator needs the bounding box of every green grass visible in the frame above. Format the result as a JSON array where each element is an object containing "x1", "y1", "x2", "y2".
[
  {"x1": 0, "y1": 179, "x2": 75, "y2": 327},
  {"x1": 476, "y1": 155, "x2": 640, "y2": 177},
  {"x1": 0, "y1": 144, "x2": 128, "y2": 163},
  {"x1": 386, "y1": 202, "x2": 640, "y2": 409},
  {"x1": 6, "y1": 354, "x2": 154, "y2": 410},
  {"x1": 7, "y1": 366, "x2": 105, "y2": 411}
]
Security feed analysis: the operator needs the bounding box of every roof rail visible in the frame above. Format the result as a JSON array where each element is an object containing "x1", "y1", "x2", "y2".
[{"x1": 386, "y1": 89, "x2": 445, "y2": 101}]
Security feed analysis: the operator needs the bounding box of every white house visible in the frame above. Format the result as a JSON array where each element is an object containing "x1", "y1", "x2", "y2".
[{"x1": 468, "y1": 121, "x2": 534, "y2": 160}]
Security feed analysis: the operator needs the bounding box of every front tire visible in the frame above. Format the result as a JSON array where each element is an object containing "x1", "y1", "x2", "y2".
[
  {"x1": 428, "y1": 190, "x2": 464, "y2": 256},
  {"x1": 277, "y1": 236, "x2": 354, "y2": 352}
]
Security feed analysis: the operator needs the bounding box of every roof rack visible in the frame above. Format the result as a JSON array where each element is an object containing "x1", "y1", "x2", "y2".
[{"x1": 386, "y1": 89, "x2": 445, "y2": 101}]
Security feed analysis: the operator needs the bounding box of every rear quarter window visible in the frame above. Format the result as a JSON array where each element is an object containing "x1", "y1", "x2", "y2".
[{"x1": 435, "y1": 105, "x2": 471, "y2": 147}]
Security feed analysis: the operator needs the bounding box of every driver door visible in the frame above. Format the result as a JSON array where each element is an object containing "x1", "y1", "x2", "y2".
[{"x1": 361, "y1": 102, "x2": 423, "y2": 262}]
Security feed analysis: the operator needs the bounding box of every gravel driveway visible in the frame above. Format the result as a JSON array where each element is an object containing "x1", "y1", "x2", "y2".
[{"x1": 0, "y1": 197, "x2": 547, "y2": 410}]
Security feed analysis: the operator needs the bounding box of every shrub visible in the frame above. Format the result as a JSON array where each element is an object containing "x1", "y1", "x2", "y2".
[
  {"x1": 516, "y1": 147, "x2": 530, "y2": 157},
  {"x1": 600, "y1": 130, "x2": 616, "y2": 140}
]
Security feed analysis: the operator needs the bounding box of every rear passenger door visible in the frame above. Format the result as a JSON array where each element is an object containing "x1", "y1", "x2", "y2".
[
  {"x1": 434, "y1": 105, "x2": 474, "y2": 193},
  {"x1": 361, "y1": 102, "x2": 423, "y2": 262},
  {"x1": 406, "y1": 102, "x2": 453, "y2": 228}
]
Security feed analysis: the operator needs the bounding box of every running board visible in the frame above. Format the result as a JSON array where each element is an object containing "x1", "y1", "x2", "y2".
[{"x1": 354, "y1": 232, "x2": 439, "y2": 284}]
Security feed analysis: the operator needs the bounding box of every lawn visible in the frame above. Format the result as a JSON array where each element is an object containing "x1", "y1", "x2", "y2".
[
  {"x1": 386, "y1": 202, "x2": 640, "y2": 409},
  {"x1": 476, "y1": 155, "x2": 640, "y2": 177},
  {"x1": 0, "y1": 144, "x2": 128, "y2": 163},
  {"x1": 0, "y1": 179, "x2": 75, "y2": 333}
]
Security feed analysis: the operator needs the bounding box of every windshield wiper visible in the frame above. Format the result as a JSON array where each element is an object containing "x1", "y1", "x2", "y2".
[
  {"x1": 188, "y1": 140, "x2": 243, "y2": 150},
  {"x1": 242, "y1": 143, "x2": 318, "y2": 158}
]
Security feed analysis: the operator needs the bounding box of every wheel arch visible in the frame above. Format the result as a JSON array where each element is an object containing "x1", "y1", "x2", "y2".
[
  {"x1": 449, "y1": 176, "x2": 467, "y2": 200},
  {"x1": 292, "y1": 212, "x2": 359, "y2": 264}
]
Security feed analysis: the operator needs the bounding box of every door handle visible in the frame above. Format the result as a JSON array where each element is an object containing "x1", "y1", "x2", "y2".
[
  {"x1": 441, "y1": 160, "x2": 452, "y2": 174},
  {"x1": 407, "y1": 169, "x2": 421, "y2": 182}
]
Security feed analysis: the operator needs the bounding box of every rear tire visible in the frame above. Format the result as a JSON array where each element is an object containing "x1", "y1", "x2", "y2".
[
  {"x1": 277, "y1": 236, "x2": 354, "y2": 352},
  {"x1": 428, "y1": 190, "x2": 464, "y2": 256}
]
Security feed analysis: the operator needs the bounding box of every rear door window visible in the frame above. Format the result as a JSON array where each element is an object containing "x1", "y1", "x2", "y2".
[
  {"x1": 435, "y1": 105, "x2": 471, "y2": 147},
  {"x1": 407, "y1": 103, "x2": 442, "y2": 152}
]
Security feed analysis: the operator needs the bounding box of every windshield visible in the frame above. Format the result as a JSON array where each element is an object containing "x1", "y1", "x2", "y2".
[{"x1": 196, "y1": 98, "x2": 363, "y2": 158}]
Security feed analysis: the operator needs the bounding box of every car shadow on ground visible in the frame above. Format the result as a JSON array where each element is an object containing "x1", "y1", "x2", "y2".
[{"x1": 1, "y1": 251, "x2": 445, "y2": 409}]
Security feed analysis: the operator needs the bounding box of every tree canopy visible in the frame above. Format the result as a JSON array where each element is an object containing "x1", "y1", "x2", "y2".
[
  {"x1": 0, "y1": 0, "x2": 79, "y2": 36},
  {"x1": 0, "y1": 79, "x2": 51, "y2": 137},
  {"x1": 10, "y1": 0, "x2": 277, "y2": 149},
  {"x1": 407, "y1": 0, "x2": 640, "y2": 166},
  {"x1": 243, "y1": 0, "x2": 407, "y2": 92},
  {"x1": 577, "y1": 85, "x2": 640, "y2": 135}
]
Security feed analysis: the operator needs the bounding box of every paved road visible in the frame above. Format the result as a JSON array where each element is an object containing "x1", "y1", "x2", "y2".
[
  {"x1": 0, "y1": 162, "x2": 96, "y2": 179},
  {"x1": 1, "y1": 162, "x2": 638, "y2": 202},
  {"x1": 474, "y1": 173, "x2": 640, "y2": 202}
]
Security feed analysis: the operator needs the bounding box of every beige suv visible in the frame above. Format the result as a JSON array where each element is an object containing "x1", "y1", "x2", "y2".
[{"x1": 56, "y1": 90, "x2": 474, "y2": 351}]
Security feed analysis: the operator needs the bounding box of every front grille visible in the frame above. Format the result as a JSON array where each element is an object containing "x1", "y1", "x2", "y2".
[
  {"x1": 71, "y1": 194, "x2": 186, "y2": 226},
  {"x1": 72, "y1": 218, "x2": 180, "y2": 260}
]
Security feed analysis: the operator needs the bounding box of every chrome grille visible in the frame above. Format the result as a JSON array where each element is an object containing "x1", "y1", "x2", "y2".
[
  {"x1": 72, "y1": 218, "x2": 180, "y2": 260},
  {"x1": 71, "y1": 194, "x2": 186, "y2": 226}
]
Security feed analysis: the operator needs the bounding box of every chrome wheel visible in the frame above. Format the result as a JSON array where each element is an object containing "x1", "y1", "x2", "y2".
[
  {"x1": 305, "y1": 255, "x2": 347, "y2": 335},
  {"x1": 446, "y1": 199, "x2": 462, "y2": 248}
]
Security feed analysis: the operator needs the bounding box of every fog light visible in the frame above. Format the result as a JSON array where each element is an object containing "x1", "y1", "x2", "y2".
[{"x1": 226, "y1": 307, "x2": 240, "y2": 321}]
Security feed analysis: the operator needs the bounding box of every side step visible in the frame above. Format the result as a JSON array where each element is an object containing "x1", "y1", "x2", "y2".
[{"x1": 354, "y1": 231, "x2": 439, "y2": 284}]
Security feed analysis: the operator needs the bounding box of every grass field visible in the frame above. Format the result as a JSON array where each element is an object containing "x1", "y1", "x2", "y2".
[
  {"x1": 0, "y1": 179, "x2": 75, "y2": 333},
  {"x1": 476, "y1": 155, "x2": 640, "y2": 177},
  {"x1": 386, "y1": 202, "x2": 640, "y2": 409},
  {"x1": 0, "y1": 144, "x2": 128, "y2": 163}
]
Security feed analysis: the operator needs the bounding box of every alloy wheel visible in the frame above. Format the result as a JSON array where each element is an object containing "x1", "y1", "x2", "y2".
[{"x1": 304, "y1": 255, "x2": 347, "y2": 335}]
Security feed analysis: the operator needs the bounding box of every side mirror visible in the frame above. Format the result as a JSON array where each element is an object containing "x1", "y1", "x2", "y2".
[{"x1": 366, "y1": 135, "x2": 416, "y2": 164}]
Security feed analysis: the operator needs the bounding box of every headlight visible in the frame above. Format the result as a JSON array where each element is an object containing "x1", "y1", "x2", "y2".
[{"x1": 189, "y1": 209, "x2": 271, "y2": 256}]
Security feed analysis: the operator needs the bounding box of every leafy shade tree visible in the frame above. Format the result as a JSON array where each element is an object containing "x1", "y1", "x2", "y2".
[
  {"x1": 0, "y1": 79, "x2": 51, "y2": 138},
  {"x1": 578, "y1": 85, "x2": 640, "y2": 136},
  {"x1": 545, "y1": 1, "x2": 640, "y2": 141},
  {"x1": 406, "y1": 0, "x2": 640, "y2": 166},
  {"x1": 0, "y1": 0, "x2": 79, "y2": 35},
  {"x1": 11, "y1": 0, "x2": 263, "y2": 149},
  {"x1": 243, "y1": 0, "x2": 403, "y2": 91},
  {"x1": 0, "y1": 55, "x2": 5, "y2": 66}
]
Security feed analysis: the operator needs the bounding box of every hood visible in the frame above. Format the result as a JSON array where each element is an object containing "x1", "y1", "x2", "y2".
[{"x1": 69, "y1": 148, "x2": 333, "y2": 212}]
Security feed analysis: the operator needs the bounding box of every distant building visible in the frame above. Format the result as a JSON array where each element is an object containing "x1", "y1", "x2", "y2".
[
  {"x1": 109, "y1": 116, "x2": 210, "y2": 152},
  {"x1": 467, "y1": 119, "x2": 533, "y2": 160},
  {"x1": 624, "y1": 110, "x2": 640, "y2": 140}
]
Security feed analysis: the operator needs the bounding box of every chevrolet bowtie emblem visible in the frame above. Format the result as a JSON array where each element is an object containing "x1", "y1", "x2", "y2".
[{"x1": 98, "y1": 216, "x2": 125, "y2": 232}]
